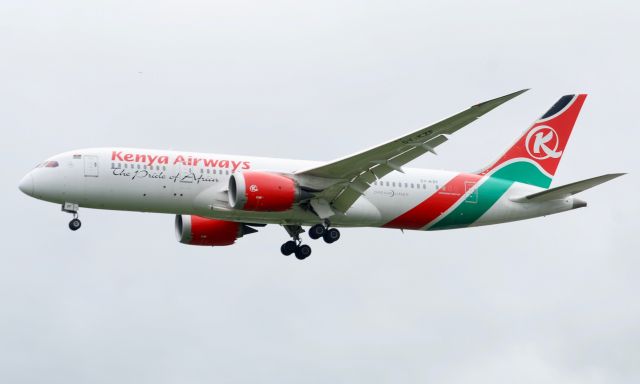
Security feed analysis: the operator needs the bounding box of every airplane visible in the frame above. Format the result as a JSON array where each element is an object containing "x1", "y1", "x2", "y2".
[{"x1": 18, "y1": 90, "x2": 624, "y2": 260}]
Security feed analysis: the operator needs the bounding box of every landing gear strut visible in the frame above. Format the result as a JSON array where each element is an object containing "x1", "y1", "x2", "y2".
[{"x1": 62, "y1": 202, "x2": 81, "y2": 231}]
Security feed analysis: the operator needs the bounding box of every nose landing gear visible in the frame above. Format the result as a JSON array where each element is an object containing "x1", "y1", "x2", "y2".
[
  {"x1": 68, "y1": 217, "x2": 82, "y2": 231},
  {"x1": 62, "y1": 202, "x2": 81, "y2": 231}
]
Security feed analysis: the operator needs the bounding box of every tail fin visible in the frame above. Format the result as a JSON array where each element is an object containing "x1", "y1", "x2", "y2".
[{"x1": 479, "y1": 94, "x2": 587, "y2": 188}]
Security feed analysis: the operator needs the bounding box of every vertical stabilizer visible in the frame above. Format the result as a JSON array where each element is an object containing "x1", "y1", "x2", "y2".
[{"x1": 479, "y1": 94, "x2": 587, "y2": 188}]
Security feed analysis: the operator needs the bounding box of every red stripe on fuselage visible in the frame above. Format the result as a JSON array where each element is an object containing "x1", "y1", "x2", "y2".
[{"x1": 383, "y1": 173, "x2": 481, "y2": 230}]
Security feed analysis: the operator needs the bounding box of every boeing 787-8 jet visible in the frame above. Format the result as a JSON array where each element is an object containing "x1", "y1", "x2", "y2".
[{"x1": 18, "y1": 90, "x2": 623, "y2": 259}]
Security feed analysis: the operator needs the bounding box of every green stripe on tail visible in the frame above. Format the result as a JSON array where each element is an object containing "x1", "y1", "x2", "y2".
[{"x1": 429, "y1": 161, "x2": 551, "y2": 230}]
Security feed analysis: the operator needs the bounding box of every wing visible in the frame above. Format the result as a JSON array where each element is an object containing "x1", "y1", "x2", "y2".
[{"x1": 295, "y1": 89, "x2": 528, "y2": 215}]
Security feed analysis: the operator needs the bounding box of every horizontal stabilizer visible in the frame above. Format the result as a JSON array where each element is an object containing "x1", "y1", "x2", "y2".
[{"x1": 512, "y1": 173, "x2": 625, "y2": 202}]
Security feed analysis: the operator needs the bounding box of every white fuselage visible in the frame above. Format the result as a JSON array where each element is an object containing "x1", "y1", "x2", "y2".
[{"x1": 19, "y1": 148, "x2": 579, "y2": 230}]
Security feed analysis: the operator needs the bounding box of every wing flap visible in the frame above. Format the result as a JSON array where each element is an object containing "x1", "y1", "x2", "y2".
[{"x1": 332, "y1": 188, "x2": 362, "y2": 213}]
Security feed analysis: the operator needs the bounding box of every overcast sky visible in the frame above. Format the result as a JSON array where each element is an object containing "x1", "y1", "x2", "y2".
[{"x1": 1, "y1": 1, "x2": 639, "y2": 383}]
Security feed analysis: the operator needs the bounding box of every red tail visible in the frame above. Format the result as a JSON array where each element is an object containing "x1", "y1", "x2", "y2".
[{"x1": 480, "y1": 94, "x2": 587, "y2": 177}]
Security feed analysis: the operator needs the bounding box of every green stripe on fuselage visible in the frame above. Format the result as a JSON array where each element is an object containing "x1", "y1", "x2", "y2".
[{"x1": 428, "y1": 161, "x2": 552, "y2": 230}]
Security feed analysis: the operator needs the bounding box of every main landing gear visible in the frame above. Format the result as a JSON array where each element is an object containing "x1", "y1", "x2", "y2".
[
  {"x1": 308, "y1": 223, "x2": 341, "y2": 244},
  {"x1": 62, "y1": 202, "x2": 81, "y2": 231},
  {"x1": 281, "y1": 225, "x2": 312, "y2": 260},
  {"x1": 281, "y1": 222, "x2": 341, "y2": 260},
  {"x1": 280, "y1": 240, "x2": 312, "y2": 260}
]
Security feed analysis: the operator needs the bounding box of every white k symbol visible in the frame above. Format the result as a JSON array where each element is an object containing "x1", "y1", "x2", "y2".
[{"x1": 533, "y1": 131, "x2": 562, "y2": 158}]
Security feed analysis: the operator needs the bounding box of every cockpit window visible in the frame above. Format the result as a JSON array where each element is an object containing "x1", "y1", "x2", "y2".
[{"x1": 38, "y1": 161, "x2": 59, "y2": 168}]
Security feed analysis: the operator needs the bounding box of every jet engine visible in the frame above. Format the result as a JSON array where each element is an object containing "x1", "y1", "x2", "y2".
[
  {"x1": 175, "y1": 215, "x2": 258, "y2": 246},
  {"x1": 228, "y1": 171, "x2": 310, "y2": 212}
]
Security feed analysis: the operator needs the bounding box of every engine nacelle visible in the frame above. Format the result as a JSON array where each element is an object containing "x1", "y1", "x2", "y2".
[
  {"x1": 229, "y1": 171, "x2": 306, "y2": 212},
  {"x1": 175, "y1": 215, "x2": 256, "y2": 246}
]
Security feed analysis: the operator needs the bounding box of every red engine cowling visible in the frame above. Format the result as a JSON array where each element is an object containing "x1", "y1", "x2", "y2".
[
  {"x1": 228, "y1": 171, "x2": 305, "y2": 212},
  {"x1": 175, "y1": 215, "x2": 255, "y2": 246}
]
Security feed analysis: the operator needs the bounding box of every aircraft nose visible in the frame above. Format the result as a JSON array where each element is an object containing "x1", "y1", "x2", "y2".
[{"x1": 19, "y1": 173, "x2": 34, "y2": 196}]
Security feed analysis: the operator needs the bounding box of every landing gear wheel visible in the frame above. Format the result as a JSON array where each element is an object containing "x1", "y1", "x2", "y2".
[
  {"x1": 69, "y1": 218, "x2": 82, "y2": 231},
  {"x1": 295, "y1": 244, "x2": 312, "y2": 260},
  {"x1": 323, "y1": 228, "x2": 340, "y2": 244},
  {"x1": 281, "y1": 240, "x2": 297, "y2": 256},
  {"x1": 308, "y1": 224, "x2": 325, "y2": 240}
]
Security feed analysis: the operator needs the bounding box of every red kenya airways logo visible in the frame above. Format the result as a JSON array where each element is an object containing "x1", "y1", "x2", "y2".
[
  {"x1": 111, "y1": 151, "x2": 251, "y2": 172},
  {"x1": 525, "y1": 126, "x2": 562, "y2": 160}
]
